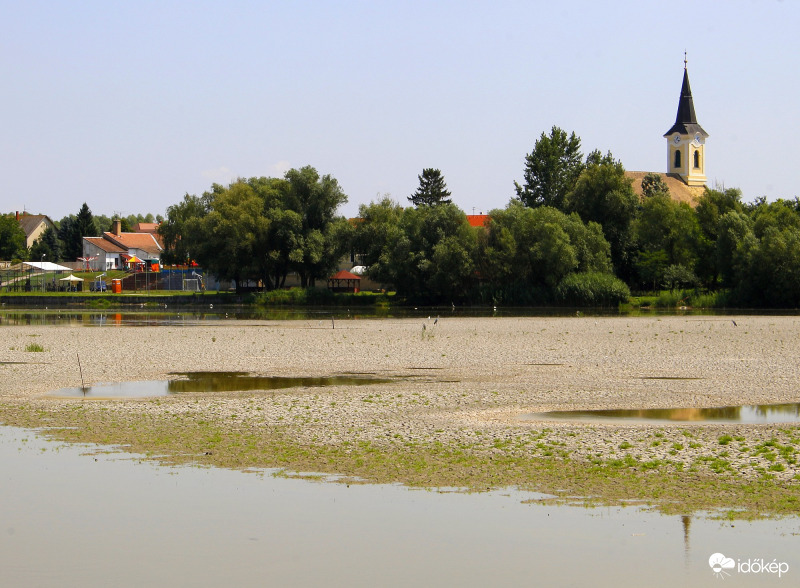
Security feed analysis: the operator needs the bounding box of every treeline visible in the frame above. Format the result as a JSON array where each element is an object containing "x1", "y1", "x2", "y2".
[
  {"x1": 0, "y1": 204, "x2": 162, "y2": 263},
  {"x1": 155, "y1": 129, "x2": 800, "y2": 307},
  {"x1": 7, "y1": 125, "x2": 800, "y2": 308},
  {"x1": 159, "y1": 166, "x2": 350, "y2": 289}
]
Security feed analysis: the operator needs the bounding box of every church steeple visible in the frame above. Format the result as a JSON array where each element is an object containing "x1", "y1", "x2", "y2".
[{"x1": 663, "y1": 57, "x2": 708, "y2": 186}]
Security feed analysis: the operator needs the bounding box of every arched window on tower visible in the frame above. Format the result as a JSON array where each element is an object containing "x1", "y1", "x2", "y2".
[
  {"x1": 694, "y1": 150, "x2": 700, "y2": 169},
  {"x1": 674, "y1": 150, "x2": 681, "y2": 169}
]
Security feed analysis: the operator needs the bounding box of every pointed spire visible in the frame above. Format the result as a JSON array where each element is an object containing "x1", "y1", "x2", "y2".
[{"x1": 664, "y1": 58, "x2": 708, "y2": 138}]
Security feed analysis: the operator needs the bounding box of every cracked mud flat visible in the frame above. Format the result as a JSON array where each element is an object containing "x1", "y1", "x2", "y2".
[{"x1": 1, "y1": 315, "x2": 799, "y2": 517}]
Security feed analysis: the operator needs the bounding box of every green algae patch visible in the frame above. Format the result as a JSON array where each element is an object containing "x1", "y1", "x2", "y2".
[{"x1": 2, "y1": 399, "x2": 799, "y2": 520}]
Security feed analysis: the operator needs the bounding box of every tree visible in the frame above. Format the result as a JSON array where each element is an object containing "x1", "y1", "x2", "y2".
[
  {"x1": 29, "y1": 227, "x2": 62, "y2": 262},
  {"x1": 352, "y1": 197, "x2": 405, "y2": 284},
  {"x1": 159, "y1": 166, "x2": 348, "y2": 291},
  {"x1": 159, "y1": 193, "x2": 211, "y2": 265},
  {"x1": 408, "y1": 168, "x2": 452, "y2": 207},
  {"x1": 715, "y1": 211, "x2": 754, "y2": 288},
  {"x1": 564, "y1": 155, "x2": 638, "y2": 279},
  {"x1": 515, "y1": 126, "x2": 583, "y2": 210},
  {"x1": 641, "y1": 173, "x2": 670, "y2": 198},
  {"x1": 693, "y1": 187, "x2": 744, "y2": 285},
  {"x1": 483, "y1": 203, "x2": 611, "y2": 290},
  {"x1": 374, "y1": 203, "x2": 476, "y2": 301},
  {"x1": 282, "y1": 166, "x2": 349, "y2": 286},
  {"x1": 61, "y1": 203, "x2": 97, "y2": 261},
  {"x1": 0, "y1": 214, "x2": 27, "y2": 260},
  {"x1": 633, "y1": 194, "x2": 699, "y2": 271}
]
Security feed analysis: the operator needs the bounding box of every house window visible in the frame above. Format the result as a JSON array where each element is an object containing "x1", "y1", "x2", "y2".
[
  {"x1": 674, "y1": 149, "x2": 681, "y2": 169},
  {"x1": 694, "y1": 149, "x2": 700, "y2": 168}
]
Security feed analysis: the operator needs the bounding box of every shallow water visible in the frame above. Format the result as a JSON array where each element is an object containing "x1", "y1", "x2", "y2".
[
  {"x1": 0, "y1": 425, "x2": 797, "y2": 587},
  {"x1": 49, "y1": 372, "x2": 394, "y2": 398},
  {"x1": 527, "y1": 404, "x2": 800, "y2": 424},
  {"x1": 0, "y1": 306, "x2": 778, "y2": 327}
]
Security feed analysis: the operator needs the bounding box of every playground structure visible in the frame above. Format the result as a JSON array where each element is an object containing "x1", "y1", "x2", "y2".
[{"x1": 1, "y1": 264, "x2": 215, "y2": 293}]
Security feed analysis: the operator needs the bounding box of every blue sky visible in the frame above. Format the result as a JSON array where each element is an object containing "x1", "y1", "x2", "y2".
[{"x1": 2, "y1": 0, "x2": 798, "y2": 221}]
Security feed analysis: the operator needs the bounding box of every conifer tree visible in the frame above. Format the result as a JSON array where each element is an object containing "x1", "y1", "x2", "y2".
[{"x1": 408, "y1": 168, "x2": 452, "y2": 207}]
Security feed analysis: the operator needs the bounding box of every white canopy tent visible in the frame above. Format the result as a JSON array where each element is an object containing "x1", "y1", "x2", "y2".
[
  {"x1": 59, "y1": 274, "x2": 84, "y2": 282},
  {"x1": 23, "y1": 261, "x2": 74, "y2": 272}
]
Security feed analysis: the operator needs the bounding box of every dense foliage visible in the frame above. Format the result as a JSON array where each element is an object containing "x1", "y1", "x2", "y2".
[
  {"x1": 6, "y1": 125, "x2": 800, "y2": 309},
  {"x1": 159, "y1": 166, "x2": 350, "y2": 292}
]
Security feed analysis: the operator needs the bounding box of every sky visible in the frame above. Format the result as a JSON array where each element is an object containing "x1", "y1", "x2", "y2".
[{"x1": 2, "y1": 0, "x2": 798, "y2": 222}]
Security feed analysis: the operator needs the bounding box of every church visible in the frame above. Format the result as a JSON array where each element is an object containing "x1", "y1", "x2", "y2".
[{"x1": 627, "y1": 58, "x2": 708, "y2": 205}]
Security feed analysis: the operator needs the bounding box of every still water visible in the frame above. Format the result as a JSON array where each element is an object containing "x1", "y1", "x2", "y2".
[
  {"x1": 528, "y1": 404, "x2": 800, "y2": 424},
  {"x1": 49, "y1": 372, "x2": 394, "y2": 398},
  {"x1": 1, "y1": 425, "x2": 797, "y2": 587}
]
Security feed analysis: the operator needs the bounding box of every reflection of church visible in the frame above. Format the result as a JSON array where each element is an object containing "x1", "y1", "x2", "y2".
[{"x1": 628, "y1": 57, "x2": 708, "y2": 205}]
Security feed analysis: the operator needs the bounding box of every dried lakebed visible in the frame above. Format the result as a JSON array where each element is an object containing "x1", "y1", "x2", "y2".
[{"x1": 1, "y1": 315, "x2": 799, "y2": 519}]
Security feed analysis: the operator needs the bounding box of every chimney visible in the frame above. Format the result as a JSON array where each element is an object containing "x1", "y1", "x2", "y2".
[
  {"x1": 113, "y1": 219, "x2": 122, "y2": 236},
  {"x1": 16, "y1": 211, "x2": 19, "y2": 221}
]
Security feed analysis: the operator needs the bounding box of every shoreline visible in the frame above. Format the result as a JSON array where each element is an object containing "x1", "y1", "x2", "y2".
[{"x1": 1, "y1": 315, "x2": 799, "y2": 518}]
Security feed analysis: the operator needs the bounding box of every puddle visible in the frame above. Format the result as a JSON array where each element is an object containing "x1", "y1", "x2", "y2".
[
  {"x1": 49, "y1": 372, "x2": 393, "y2": 398},
  {"x1": 524, "y1": 403, "x2": 800, "y2": 424}
]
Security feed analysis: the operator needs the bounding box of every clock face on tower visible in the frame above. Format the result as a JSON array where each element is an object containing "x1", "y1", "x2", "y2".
[
  {"x1": 692, "y1": 133, "x2": 702, "y2": 146},
  {"x1": 673, "y1": 135, "x2": 681, "y2": 145}
]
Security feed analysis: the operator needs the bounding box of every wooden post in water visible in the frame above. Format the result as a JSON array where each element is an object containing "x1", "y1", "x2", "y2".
[{"x1": 77, "y1": 352, "x2": 86, "y2": 395}]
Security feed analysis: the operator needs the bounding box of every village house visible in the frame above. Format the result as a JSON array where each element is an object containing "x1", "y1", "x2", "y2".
[
  {"x1": 15, "y1": 211, "x2": 56, "y2": 249},
  {"x1": 82, "y1": 219, "x2": 163, "y2": 271}
]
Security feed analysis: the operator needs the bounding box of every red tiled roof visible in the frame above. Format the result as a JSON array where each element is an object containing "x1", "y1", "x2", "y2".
[
  {"x1": 330, "y1": 270, "x2": 361, "y2": 280},
  {"x1": 103, "y1": 232, "x2": 163, "y2": 254},
  {"x1": 83, "y1": 236, "x2": 127, "y2": 253},
  {"x1": 466, "y1": 214, "x2": 489, "y2": 228},
  {"x1": 132, "y1": 222, "x2": 159, "y2": 234}
]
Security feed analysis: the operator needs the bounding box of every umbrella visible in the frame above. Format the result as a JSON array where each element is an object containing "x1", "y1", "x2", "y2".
[{"x1": 59, "y1": 274, "x2": 84, "y2": 282}]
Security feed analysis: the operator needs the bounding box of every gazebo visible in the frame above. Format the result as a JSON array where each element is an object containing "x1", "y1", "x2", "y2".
[{"x1": 327, "y1": 270, "x2": 361, "y2": 293}]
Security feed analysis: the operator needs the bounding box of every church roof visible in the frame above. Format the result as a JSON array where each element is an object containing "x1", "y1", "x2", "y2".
[
  {"x1": 626, "y1": 172, "x2": 706, "y2": 206},
  {"x1": 664, "y1": 67, "x2": 708, "y2": 138}
]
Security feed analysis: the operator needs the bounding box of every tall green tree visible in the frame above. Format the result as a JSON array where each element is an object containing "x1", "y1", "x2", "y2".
[
  {"x1": 632, "y1": 193, "x2": 699, "y2": 288},
  {"x1": 159, "y1": 166, "x2": 348, "y2": 291},
  {"x1": 515, "y1": 126, "x2": 584, "y2": 210},
  {"x1": 61, "y1": 203, "x2": 97, "y2": 261},
  {"x1": 564, "y1": 155, "x2": 638, "y2": 278},
  {"x1": 375, "y1": 203, "x2": 476, "y2": 301},
  {"x1": 0, "y1": 214, "x2": 27, "y2": 260},
  {"x1": 29, "y1": 227, "x2": 62, "y2": 262},
  {"x1": 159, "y1": 193, "x2": 211, "y2": 265},
  {"x1": 283, "y1": 166, "x2": 349, "y2": 286},
  {"x1": 694, "y1": 187, "x2": 744, "y2": 285},
  {"x1": 408, "y1": 168, "x2": 452, "y2": 207},
  {"x1": 482, "y1": 202, "x2": 611, "y2": 290},
  {"x1": 352, "y1": 197, "x2": 405, "y2": 284}
]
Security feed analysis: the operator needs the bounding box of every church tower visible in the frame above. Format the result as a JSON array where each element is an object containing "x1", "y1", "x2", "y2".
[{"x1": 664, "y1": 57, "x2": 708, "y2": 186}]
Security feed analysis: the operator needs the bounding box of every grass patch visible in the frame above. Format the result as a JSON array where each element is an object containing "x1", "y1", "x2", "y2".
[
  {"x1": 1, "y1": 399, "x2": 799, "y2": 520},
  {"x1": 24, "y1": 343, "x2": 45, "y2": 352}
]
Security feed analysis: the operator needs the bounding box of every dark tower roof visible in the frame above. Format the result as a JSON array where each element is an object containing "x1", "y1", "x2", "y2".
[{"x1": 664, "y1": 66, "x2": 708, "y2": 138}]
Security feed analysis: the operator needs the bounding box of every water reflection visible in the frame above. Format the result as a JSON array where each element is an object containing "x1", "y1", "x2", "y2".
[
  {"x1": 50, "y1": 372, "x2": 393, "y2": 398},
  {"x1": 1, "y1": 425, "x2": 798, "y2": 587},
  {"x1": 2, "y1": 305, "x2": 787, "y2": 327},
  {"x1": 528, "y1": 403, "x2": 800, "y2": 424}
]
